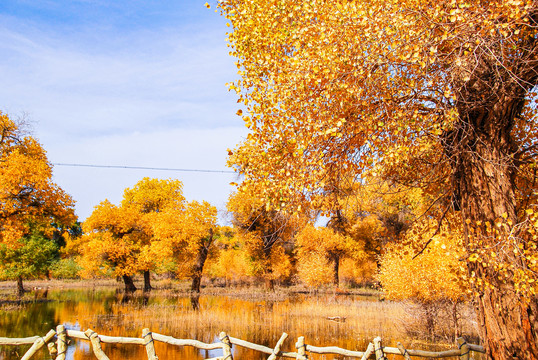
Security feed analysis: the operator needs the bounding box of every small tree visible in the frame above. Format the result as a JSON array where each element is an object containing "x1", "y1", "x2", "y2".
[
  {"x1": 0, "y1": 227, "x2": 58, "y2": 295},
  {"x1": 79, "y1": 201, "x2": 144, "y2": 292},
  {"x1": 378, "y1": 216, "x2": 468, "y2": 338},
  {"x1": 152, "y1": 200, "x2": 218, "y2": 293},
  {"x1": 295, "y1": 225, "x2": 366, "y2": 288},
  {"x1": 121, "y1": 177, "x2": 185, "y2": 291},
  {"x1": 227, "y1": 190, "x2": 303, "y2": 289},
  {"x1": 79, "y1": 178, "x2": 185, "y2": 292}
]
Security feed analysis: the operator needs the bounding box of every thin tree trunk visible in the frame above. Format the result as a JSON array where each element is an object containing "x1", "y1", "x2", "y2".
[
  {"x1": 327, "y1": 210, "x2": 346, "y2": 287},
  {"x1": 143, "y1": 270, "x2": 152, "y2": 292},
  {"x1": 262, "y1": 235, "x2": 276, "y2": 291},
  {"x1": 17, "y1": 275, "x2": 25, "y2": 297},
  {"x1": 445, "y1": 96, "x2": 538, "y2": 359},
  {"x1": 190, "y1": 246, "x2": 208, "y2": 293},
  {"x1": 191, "y1": 230, "x2": 213, "y2": 294},
  {"x1": 331, "y1": 253, "x2": 340, "y2": 287},
  {"x1": 122, "y1": 274, "x2": 137, "y2": 293},
  {"x1": 423, "y1": 302, "x2": 436, "y2": 341},
  {"x1": 264, "y1": 276, "x2": 275, "y2": 291}
]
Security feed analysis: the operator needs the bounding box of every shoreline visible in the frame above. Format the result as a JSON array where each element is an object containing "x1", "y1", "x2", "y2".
[{"x1": 0, "y1": 278, "x2": 381, "y2": 298}]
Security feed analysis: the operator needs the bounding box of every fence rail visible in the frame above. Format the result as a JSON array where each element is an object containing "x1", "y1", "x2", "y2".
[{"x1": 0, "y1": 325, "x2": 486, "y2": 359}]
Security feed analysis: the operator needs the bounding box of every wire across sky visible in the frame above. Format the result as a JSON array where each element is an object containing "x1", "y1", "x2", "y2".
[{"x1": 53, "y1": 163, "x2": 236, "y2": 174}]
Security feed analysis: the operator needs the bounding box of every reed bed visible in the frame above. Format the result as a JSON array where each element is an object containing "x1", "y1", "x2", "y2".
[{"x1": 0, "y1": 283, "x2": 481, "y2": 360}]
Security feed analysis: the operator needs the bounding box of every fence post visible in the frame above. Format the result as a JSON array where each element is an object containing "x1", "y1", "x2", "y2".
[
  {"x1": 21, "y1": 329, "x2": 56, "y2": 360},
  {"x1": 360, "y1": 342, "x2": 374, "y2": 360},
  {"x1": 457, "y1": 337, "x2": 470, "y2": 360},
  {"x1": 84, "y1": 329, "x2": 110, "y2": 360},
  {"x1": 268, "y1": 332, "x2": 288, "y2": 360},
  {"x1": 373, "y1": 337, "x2": 385, "y2": 360},
  {"x1": 142, "y1": 328, "x2": 158, "y2": 360},
  {"x1": 219, "y1": 332, "x2": 233, "y2": 360},
  {"x1": 296, "y1": 336, "x2": 308, "y2": 360},
  {"x1": 396, "y1": 342, "x2": 412, "y2": 360},
  {"x1": 47, "y1": 342, "x2": 58, "y2": 359},
  {"x1": 56, "y1": 325, "x2": 68, "y2": 360}
]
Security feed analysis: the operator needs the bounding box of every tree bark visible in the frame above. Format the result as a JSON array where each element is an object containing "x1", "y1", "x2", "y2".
[
  {"x1": 445, "y1": 94, "x2": 538, "y2": 359},
  {"x1": 17, "y1": 275, "x2": 25, "y2": 297},
  {"x1": 190, "y1": 248, "x2": 207, "y2": 293},
  {"x1": 191, "y1": 230, "x2": 213, "y2": 294},
  {"x1": 327, "y1": 210, "x2": 346, "y2": 287},
  {"x1": 122, "y1": 274, "x2": 137, "y2": 293},
  {"x1": 143, "y1": 270, "x2": 152, "y2": 292}
]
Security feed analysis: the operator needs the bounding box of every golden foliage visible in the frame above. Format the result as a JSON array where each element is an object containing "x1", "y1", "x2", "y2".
[
  {"x1": 0, "y1": 113, "x2": 75, "y2": 283},
  {"x1": 0, "y1": 112, "x2": 75, "y2": 245},
  {"x1": 220, "y1": 3, "x2": 538, "y2": 354},
  {"x1": 152, "y1": 201, "x2": 217, "y2": 257},
  {"x1": 378, "y1": 215, "x2": 467, "y2": 303},
  {"x1": 295, "y1": 224, "x2": 367, "y2": 287},
  {"x1": 151, "y1": 200, "x2": 218, "y2": 279},
  {"x1": 221, "y1": 0, "x2": 537, "y2": 209},
  {"x1": 464, "y1": 212, "x2": 538, "y2": 299},
  {"x1": 205, "y1": 245, "x2": 253, "y2": 282},
  {"x1": 227, "y1": 189, "x2": 304, "y2": 283},
  {"x1": 339, "y1": 257, "x2": 377, "y2": 286},
  {"x1": 79, "y1": 178, "x2": 185, "y2": 278}
]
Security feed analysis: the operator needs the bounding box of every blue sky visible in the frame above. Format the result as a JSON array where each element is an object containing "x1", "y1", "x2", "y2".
[{"x1": 0, "y1": 0, "x2": 246, "y2": 221}]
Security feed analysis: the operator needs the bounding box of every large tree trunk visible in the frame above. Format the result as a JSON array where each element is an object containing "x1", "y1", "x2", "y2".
[
  {"x1": 445, "y1": 94, "x2": 538, "y2": 359},
  {"x1": 143, "y1": 270, "x2": 152, "y2": 292},
  {"x1": 122, "y1": 274, "x2": 137, "y2": 293}
]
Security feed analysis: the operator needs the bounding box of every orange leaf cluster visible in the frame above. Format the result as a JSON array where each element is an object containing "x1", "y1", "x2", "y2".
[{"x1": 0, "y1": 112, "x2": 75, "y2": 247}]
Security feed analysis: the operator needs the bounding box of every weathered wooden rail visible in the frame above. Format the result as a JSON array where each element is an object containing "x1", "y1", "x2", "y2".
[{"x1": 0, "y1": 325, "x2": 485, "y2": 359}]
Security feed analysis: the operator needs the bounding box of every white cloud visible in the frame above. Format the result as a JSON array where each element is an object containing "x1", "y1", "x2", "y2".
[
  {"x1": 0, "y1": 23, "x2": 239, "y2": 132},
  {"x1": 0, "y1": 3, "x2": 248, "y2": 222}
]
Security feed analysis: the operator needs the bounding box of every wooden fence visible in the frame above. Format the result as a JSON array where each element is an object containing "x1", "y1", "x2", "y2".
[{"x1": 0, "y1": 325, "x2": 485, "y2": 360}]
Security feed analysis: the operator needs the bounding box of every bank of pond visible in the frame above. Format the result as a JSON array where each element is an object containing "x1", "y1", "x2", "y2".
[{"x1": 0, "y1": 284, "x2": 482, "y2": 360}]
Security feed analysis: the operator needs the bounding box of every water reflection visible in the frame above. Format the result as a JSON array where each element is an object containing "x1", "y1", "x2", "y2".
[
  {"x1": 190, "y1": 294, "x2": 200, "y2": 310},
  {"x1": 0, "y1": 288, "x2": 477, "y2": 360}
]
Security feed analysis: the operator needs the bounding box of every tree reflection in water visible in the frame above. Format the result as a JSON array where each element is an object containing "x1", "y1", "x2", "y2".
[{"x1": 190, "y1": 294, "x2": 200, "y2": 311}]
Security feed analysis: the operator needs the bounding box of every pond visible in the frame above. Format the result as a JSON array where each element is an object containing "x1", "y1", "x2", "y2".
[{"x1": 0, "y1": 285, "x2": 479, "y2": 360}]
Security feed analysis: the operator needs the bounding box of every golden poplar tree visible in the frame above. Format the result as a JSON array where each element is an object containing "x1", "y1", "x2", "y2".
[
  {"x1": 295, "y1": 224, "x2": 367, "y2": 288},
  {"x1": 0, "y1": 112, "x2": 76, "y2": 294},
  {"x1": 151, "y1": 200, "x2": 218, "y2": 293},
  {"x1": 219, "y1": 1, "x2": 538, "y2": 357},
  {"x1": 79, "y1": 178, "x2": 185, "y2": 292},
  {"x1": 227, "y1": 190, "x2": 302, "y2": 289}
]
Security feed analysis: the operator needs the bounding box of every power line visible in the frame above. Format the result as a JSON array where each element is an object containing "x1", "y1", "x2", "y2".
[{"x1": 52, "y1": 163, "x2": 236, "y2": 174}]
